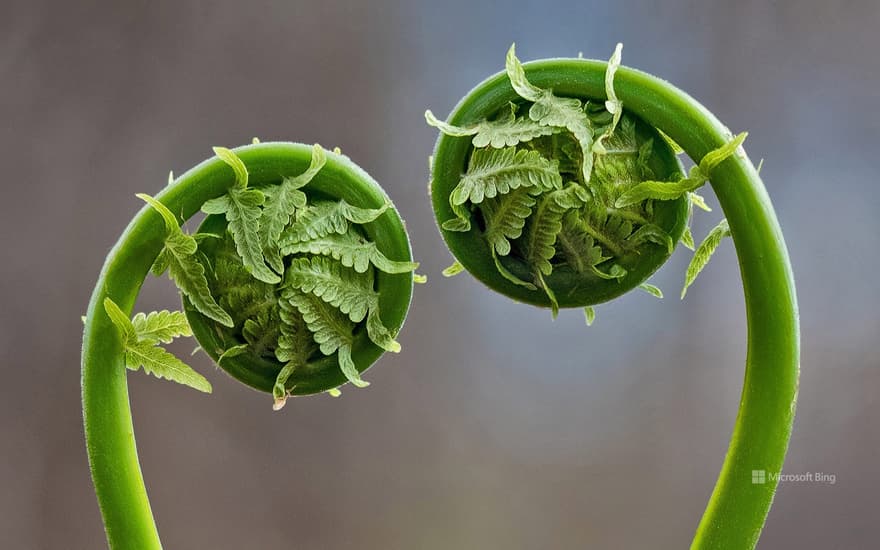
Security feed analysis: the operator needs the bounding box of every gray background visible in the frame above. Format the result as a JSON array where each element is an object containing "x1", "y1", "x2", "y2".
[{"x1": 2, "y1": 0, "x2": 878, "y2": 548}]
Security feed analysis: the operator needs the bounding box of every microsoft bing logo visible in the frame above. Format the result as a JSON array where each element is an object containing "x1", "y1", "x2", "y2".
[{"x1": 750, "y1": 469, "x2": 837, "y2": 485}]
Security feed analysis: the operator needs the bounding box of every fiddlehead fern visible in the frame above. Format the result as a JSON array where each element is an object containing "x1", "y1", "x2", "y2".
[
  {"x1": 81, "y1": 142, "x2": 418, "y2": 548},
  {"x1": 427, "y1": 45, "x2": 799, "y2": 548}
]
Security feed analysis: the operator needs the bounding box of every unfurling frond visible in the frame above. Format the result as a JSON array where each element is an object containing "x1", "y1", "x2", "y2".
[
  {"x1": 284, "y1": 257, "x2": 400, "y2": 352},
  {"x1": 242, "y1": 309, "x2": 281, "y2": 358},
  {"x1": 583, "y1": 306, "x2": 596, "y2": 326},
  {"x1": 138, "y1": 194, "x2": 233, "y2": 327},
  {"x1": 124, "y1": 340, "x2": 212, "y2": 393},
  {"x1": 201, "y1": 147, "x2": 279, "y2": 283},
  {"x1": 272, "y1": 293, "x2": 319, "y2": 409},
  {"x1": 593, "y1": 43, "x2": 624, "y2": 154},
  {"x1": 366, "y1": 309, "x2": 401, "y2": 354},
  {"x1": 103, "y1": 297, "x2": 135, "y2": 342},
  {"x1": 615, "y1": 133, "x2": 747, "y2": 208},
  {"x1": 425, "y1": 104, "x2": 557, "y2": 149},
  {"x1": 613, "y1": 169, "x2": 707, "y2": 207},
  {"x1": 441, "y1": 202, "x2": 473, "y2": 232},
  {"x1": 520, "y1": 184, "x2": 586, "y2": 313},
  {"x1": 212, "y1": 146, "x2": 248, "y2": 189},
  {"x1": 281, "y1": 199, "x2": 389, "y2": 244},
  {"x1": 522, "y1": 185, "x2": 585, "y2": 278},
  {"x1": 682, "y1": 219, "x2": 731, "y2": 299},
  {"x1": 505, "y1": 44, "x2": 596, "y2": 182},
  {"x1": 627, "y1": 223, "x2": 674, "y2": 253},
  {"x1": 103, "y1": 298, "x2": 211, "y2": 393},
  {"x1": 286, "y1": 143, "x2": 327, "y2": 188},
  {"x1": 165, "y1": 232, "x2": 234, "y2": 327},
  {"x1": 281, "y1": 228, "x2": 418, "y2": 274},
  {"x1": 451, "y1": 147, "x2": 562, "y2": 206},
  {"x1": 201, "y1": 186, "x2": 276, "y2": 284},
  {"x1": 422, "y1": 44, "x2": 745, "y2": 322},
  {"x1": 442, "y1": 261, "x2": 465, "y2": 277},
  {"x1": 482, "y1": 187, "x2": 538, "y2": 256},
  {"x1": 505, "y1": 43, "x2": 544, "y2": 102},
  {"x1": 492, "y1": 249, "x2": 537, "y2": 290},
  {"x1": 282, "y1": 288, "x2": 367, "y2": 388},
  {"x1": 638, "y1": 283, "x2": 663, "y2": 299},
  {"x1": 681, "y1": 226, "x2": 696, "y2": 250},
  {"x1": 592, "y1": 263, "x2": 627, "y2": 281},
  {"x1": 260, "y1": 145, "x2": 326, "y2": 272},
  {"x1": 699, "y1": 132, "x2": 747, "y2": 173},
  {"x1": 658, "y1": 129, "x2": 684, "y2": 155},
  {"x1": 131, "y1": 310, "x2": 192, "y2": 344},
  {"x1": 285, "y1": 256, "x2": 376, "y2": 324},
  {"x1": 689, "y1": 192, "x2": 712, "y2": 212},
  {"x1": 276, "y1": 297, "x2": 317, "y2": 365},
  {"x1": 555, "y1": 211, "x2": 607, "y2": 274}
]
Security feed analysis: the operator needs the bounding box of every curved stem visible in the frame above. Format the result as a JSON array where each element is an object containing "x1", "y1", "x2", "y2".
[
  {"x1": 612, "y1": 66, "x2": 800, "y2": 549},
  {"x1": 82, "y1": 143, "x2": 414, "y2": 549},
  {"x1": 436, "y1": 59, "x2": 799, "y2": 547},
  {"x1": 548, "y1": 61, "x2": 799, "y2": 547},
  {"x1": 83, "y1": 147, "x2": 245, "y2": 549}
]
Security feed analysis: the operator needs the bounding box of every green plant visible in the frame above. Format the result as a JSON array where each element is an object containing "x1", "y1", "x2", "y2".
[
  {"x1": 427, "y1": 44, "x2": 799, "y2": 549},
  {"x1": 81, "y1": 142, "x2": 419, "y2": 548}
]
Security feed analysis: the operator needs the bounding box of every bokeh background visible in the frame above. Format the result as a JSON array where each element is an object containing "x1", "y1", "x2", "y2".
[{"x1": 2, "y1": 0, "x2": 878, "y2": 548}]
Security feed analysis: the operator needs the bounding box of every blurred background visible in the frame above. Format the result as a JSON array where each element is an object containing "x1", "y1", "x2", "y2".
[{"x1": 2, "y1": 0, "x2": 878, "y2": 548}]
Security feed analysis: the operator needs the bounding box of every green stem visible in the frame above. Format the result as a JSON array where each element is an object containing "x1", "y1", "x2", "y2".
[
  {"x1": 82, "y1": 156, "x2": 221, "y2": 550},
  {"x1": 434, "y1": 59, "x2": 798, "y2": 547},
  {"x1": 527, "y1": 60, "x2": 799, "y2": 548},
  {"x1": 82, "y1": 143, "x2": 413, "y2": 549}
]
